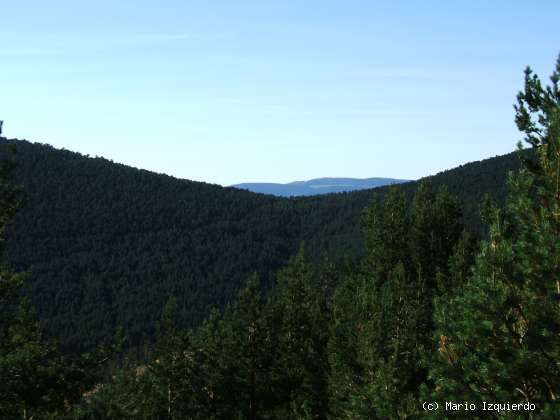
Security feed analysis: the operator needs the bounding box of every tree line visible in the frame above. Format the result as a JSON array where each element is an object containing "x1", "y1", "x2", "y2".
[
  {"x1": 1, "y1": 57, "x2": 559, "y2": 418},
  {"x1": 0, "y1": 137, "x2": 519, "y2": 354}
]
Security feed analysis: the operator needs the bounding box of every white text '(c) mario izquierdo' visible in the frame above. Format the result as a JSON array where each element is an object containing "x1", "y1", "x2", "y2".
[{"x1": 422, "y1": 401, "x2": 536, "y2": 413}]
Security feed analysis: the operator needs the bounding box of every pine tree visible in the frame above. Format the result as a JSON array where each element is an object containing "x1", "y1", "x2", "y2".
[
  {"x1": 327, "y1": 273, "x2": 366, "y2": 418},
  {"x1": 330, "y1": 183, "x2": 464, "y2": 418},
  {"x1": 194, "y1": 308, "x2": 240, "y2": 419},
  {"x1": 227, "y1": 273, "x2": 277, "y2": 419},
  {"x1": 361, "y1": 187, "x2": 409, "y2": 283},
  {"x1": 430, "y1": 55, "x2": 560, "y2": 416},
  {"x1": 0, "y1": 144, "x2": 61, "y2": 419},
  {"x1": 0, "y1": 145, "x2": 64, "y2": 418},
  {"x1": 271, "y1": 246, "x2": 329, "y2": 419},
  {"x1": 409, "y1": 181, "x2": 463, "y2": 286},
  {"x1": 326, "y1": 188, "x2": 414, "y2": 418},
  {"x1": 130, "y1": 297, "x2": 212, "y2": 419}
]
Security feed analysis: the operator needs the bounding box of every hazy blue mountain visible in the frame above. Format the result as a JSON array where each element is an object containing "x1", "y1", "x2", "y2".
[{"x1": 232, "y1": 177, "x2": 410, "y2": 197}]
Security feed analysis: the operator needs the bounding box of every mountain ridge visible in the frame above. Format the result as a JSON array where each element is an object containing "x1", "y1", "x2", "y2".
[
  {"x1": 232, "y1": 177, "x2": 409, "y2": 197},
  {"x1": 0, "y1": 137, "x2": 521, "y2": 351}
]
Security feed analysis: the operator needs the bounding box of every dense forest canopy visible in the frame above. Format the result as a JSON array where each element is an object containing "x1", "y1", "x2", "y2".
[
  {"x1": 0, "y1": 138, "x2": 519, "y2": 352},
  {"x1": 1, "y1": 55, "x2": 559, "y2": 418}
]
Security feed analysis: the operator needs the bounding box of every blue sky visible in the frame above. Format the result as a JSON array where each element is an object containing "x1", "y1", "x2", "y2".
[{"x1": 1, "y1": 1, "x2": 559, "y2": 185}]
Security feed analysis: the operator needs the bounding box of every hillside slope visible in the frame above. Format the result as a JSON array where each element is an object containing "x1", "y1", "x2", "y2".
[
  {"x1": 1, "y1": 138, "x2": 520, "y2": 351},
  {"x1": 2, "y1": 139, "x2": 302, "y2": 350}
]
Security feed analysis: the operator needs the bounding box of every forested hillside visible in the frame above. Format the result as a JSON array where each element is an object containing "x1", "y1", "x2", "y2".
[
  {"x1": 1, "y1": 138, "x2": 519, "y2": 351},
  {"x1": 2, "y1": 57, "x2": 559, "y2": 419}
]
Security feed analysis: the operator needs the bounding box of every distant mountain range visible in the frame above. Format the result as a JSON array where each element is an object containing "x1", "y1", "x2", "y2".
[{"x1": 232, "y1": 177, "x2": 410, "y2": 196}]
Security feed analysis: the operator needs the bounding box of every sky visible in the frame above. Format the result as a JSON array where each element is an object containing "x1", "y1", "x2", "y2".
[{"x1": 1, "y1": 1, "x2": 559, "y2": 185}]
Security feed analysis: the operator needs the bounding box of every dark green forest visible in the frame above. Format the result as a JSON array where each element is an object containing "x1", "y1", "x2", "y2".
[
  {"x1": 1, "y1": 139, "x2": 518, "y2": 352},
  {"x1": 1, "y1": 58, "x2": 559, "y2": 418}
]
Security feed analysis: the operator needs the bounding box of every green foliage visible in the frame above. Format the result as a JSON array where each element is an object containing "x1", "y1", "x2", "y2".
[
  {"x1": 429, "y1": 56, "x2": 560, "y2": 416},
  {"x1": 0, "y1": 142, "x2": 119, "y2": 419},
  {"x1": 271, "y1": 247, "x2": 329, "y2": 419},
  {"x1": 226, "y1": 274, "x2": 276, "y2": 419},
  {"x1": 0, "y1": 144, "x2": 68, "y2": 419},
  {"x1": 3, "y1": 49, "x2": 557, "y2": 420},
  {"x1": 0, "y1": 136, "x2": 520, "y2": 351},
  {"x1": 327, "y1": 182, "x2": 465, "y2": 418},
  {"x1": 327, "y1": 274, "x2": 364, "y2": 418},
  {"x1": 361, "y1": 187, "x2": 409, "y2": 281}
]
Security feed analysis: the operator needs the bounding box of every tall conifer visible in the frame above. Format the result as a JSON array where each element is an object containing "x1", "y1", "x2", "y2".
[{"x1": 430, "y1": 56, "x2": 560, "y2": 416}]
